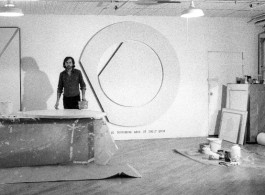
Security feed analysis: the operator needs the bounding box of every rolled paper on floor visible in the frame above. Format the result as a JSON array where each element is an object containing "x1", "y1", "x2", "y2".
[{"x1": 257, "y1": 132, "x2": 265, "y2": 146}]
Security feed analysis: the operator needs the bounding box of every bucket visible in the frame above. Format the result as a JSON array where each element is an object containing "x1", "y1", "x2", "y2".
[
  {"x1": 207, "y1": 138, "x2": 222, "y2": 153},
  {"x1": 78, "y1": 100, "x2": 88, "y2": 110},
  {"x1": 230, "y1": 144, "x2": 241, "y2": 162},
  {"x1": 0, "y1": 101, "x2": 13, "y2": 115}
]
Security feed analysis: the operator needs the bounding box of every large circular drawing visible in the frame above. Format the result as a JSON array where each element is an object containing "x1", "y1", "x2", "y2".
[
  {"x1": 98, "y1": 40, "x2": 163, "y2": 107},
  {"x1": 80, "y1": 21, "x2": 180, "y2": 127}
]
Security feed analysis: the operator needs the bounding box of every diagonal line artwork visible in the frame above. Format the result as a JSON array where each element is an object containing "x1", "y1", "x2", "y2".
[
  {"x1": 0, "y1": 28, "x2": 19, "y2": 60},
  {"x1": 98, "y1": 42, "x2": 123, "y2": 77}
]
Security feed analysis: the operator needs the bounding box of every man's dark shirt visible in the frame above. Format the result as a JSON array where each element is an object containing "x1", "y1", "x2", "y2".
[{"x1": 57, "y1": 69, "x2": 86, "y2": 97}]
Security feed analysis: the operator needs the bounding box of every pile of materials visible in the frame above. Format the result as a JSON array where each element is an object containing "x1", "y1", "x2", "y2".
[
  {"x1": 199, "y1": 138, "x2": 241, "y2": 166},
  {"x1": 174, "y1": 137, "x2": 265, "y2": 168}
]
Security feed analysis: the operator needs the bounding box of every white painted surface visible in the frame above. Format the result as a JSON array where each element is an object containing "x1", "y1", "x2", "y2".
[
  {"x1": 0, "y1": 16, "x2": 261, "y2": 139},
  {"x1": 0, "y1": 101, "x2": 13, "y2": 115},
  {"x1": 21, "y1": 109, "x2": 106, "y2": 119}
]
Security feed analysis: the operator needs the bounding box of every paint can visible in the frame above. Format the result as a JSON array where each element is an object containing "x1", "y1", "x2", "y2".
[
  {"x1": 199, "y1": 143, "x2": 209, "y2": 153},
  {"x1": 78, "y1": 100, "x2": 88, "y2": 110},
  {"x1": 230, "y1": 144, "x2": 241, "y2": 162},
  {"x1": 224, "y1": 151, "x2": 231, "y2": 162},
  {"x1": 207, "y1": 138, "x2": 222, "y2": 153}
]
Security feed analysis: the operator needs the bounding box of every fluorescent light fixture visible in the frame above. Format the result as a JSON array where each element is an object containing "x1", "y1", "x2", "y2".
[
  {"x1": 0, "y1": 1, "x2": 24, "y2": 17},
  {"x1": 181, "y1": 1, "x2": 204, "y2": 18}
]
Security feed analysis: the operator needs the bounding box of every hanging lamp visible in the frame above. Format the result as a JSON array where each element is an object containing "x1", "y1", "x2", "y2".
[
  {"x1": 0, "y1": 0, "x2": 24, "y2": 17},
  {"x1": 181, "y1": 1, "x2": 204, "y2": 18}
]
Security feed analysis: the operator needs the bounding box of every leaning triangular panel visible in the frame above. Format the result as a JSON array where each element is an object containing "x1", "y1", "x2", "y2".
[{"x1": 0, "y1": 27, "x2": 21, "y2": 115}]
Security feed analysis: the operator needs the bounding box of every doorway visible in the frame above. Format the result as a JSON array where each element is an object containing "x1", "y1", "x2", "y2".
[{"x1": 208, "y1": 51, "x2": 244, "y2": 135}]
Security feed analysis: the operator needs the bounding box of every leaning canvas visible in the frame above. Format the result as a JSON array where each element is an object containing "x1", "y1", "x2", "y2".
[{"x1": 219, "y1": 108, "x2": 248, "y2": 145}]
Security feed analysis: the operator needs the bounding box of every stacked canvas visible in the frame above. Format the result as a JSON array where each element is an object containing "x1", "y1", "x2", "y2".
[
  {"x1": 218, "y1": 84, "x2": 249, "y2": 145},
  {"x1": 218, "y1": 108, "x2": 247, "y2": 145}
]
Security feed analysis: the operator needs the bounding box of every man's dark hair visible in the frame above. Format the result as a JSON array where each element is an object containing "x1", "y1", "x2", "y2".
[{"x1": 63, "y1": 56, "x2": 75, "y2": 68}]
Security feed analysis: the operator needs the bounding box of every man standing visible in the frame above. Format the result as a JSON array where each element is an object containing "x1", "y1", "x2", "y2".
[{"x1": 55, "y1": 56, "x2": 86, "y2": 109}]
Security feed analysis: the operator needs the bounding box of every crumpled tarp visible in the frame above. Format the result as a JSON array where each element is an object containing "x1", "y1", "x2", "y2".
[
  {"x1": 0, "y1": 163, "x2": 141, "y2": 184},
  {"x1": 94, "y1": 119, "x2": 118, "y2": 165}
]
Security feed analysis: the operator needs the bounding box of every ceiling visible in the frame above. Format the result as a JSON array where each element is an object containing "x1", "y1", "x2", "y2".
[{"x1": 2, "y1": 0, "x2": 265, "y2": 20}]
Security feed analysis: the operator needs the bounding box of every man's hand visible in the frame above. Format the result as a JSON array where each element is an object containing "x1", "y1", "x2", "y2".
[{"x1": 54, "y1": 102, "x2": 59, "y2": 109}]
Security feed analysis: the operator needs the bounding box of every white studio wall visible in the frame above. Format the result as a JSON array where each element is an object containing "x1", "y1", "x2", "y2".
[{"x1": 0, "y1": 15, "x2": 261, "y2": 140}]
